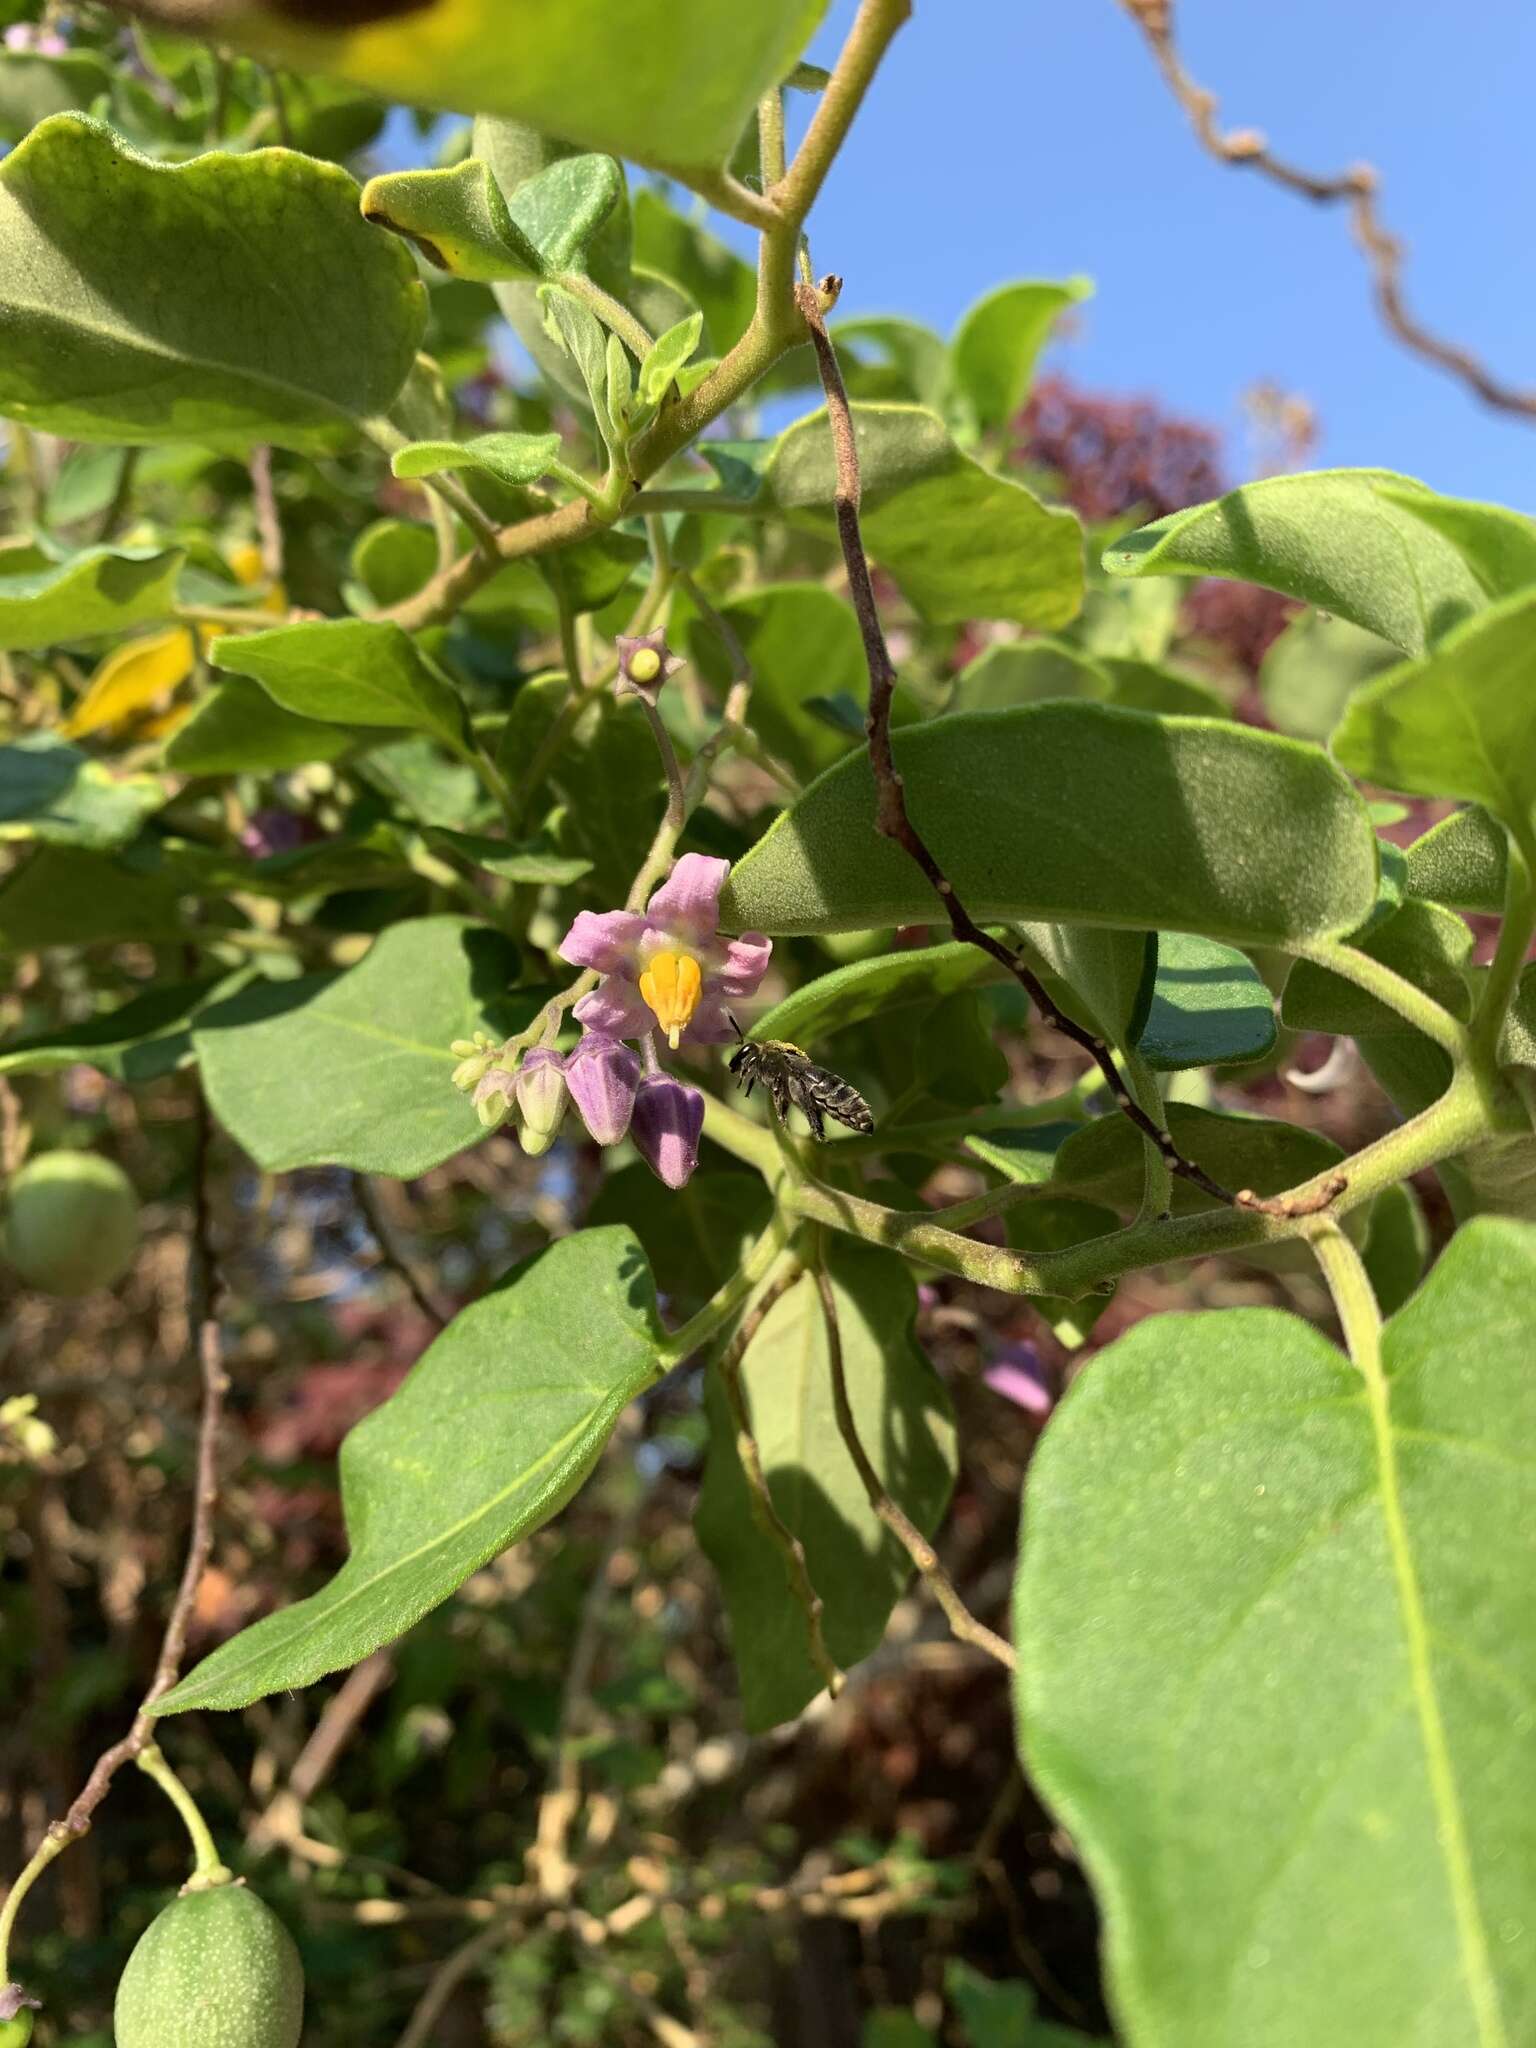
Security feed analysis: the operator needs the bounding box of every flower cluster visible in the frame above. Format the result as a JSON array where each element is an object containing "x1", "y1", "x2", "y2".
[{"x1": 450, "y1": 854, "x2": 770, "y2": 1191}]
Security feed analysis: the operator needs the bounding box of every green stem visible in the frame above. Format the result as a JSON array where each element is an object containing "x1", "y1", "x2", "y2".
[
  {"x1": 637, "y1": 697, "x2": 686, "y2": 834},
  {"x1": 0, "y1": 1828, "x2": 68, "y2": 1985},
  {"x1": 547, "y1": 456, "x2": 609, "y2": 512},
  {"x1": 656, "y1": 1212, "x2": 794, "y2": 1371},
  {"x1": 136, "y1": 1745, "x2": 231, "y2": 1890},
  {"x1": 556, "y1": 273, "x2": 655, "y2": 364},
  {"x1": 1306, "y1": 1224, "x2": 1508, "y2": 2048},
  {"x1": 1473, "y1": 823, "x2": 1536, "y2": 1065},
  {"x1": 1296, "y1": 939, "x2": 1473, "y2": 1063},
  {"x1": 771, "y1": 0, "x2": 912, "y2": 231},
  {"x1": 1123, "y1": 1047, "x2": 1173, "y2": 1222}
]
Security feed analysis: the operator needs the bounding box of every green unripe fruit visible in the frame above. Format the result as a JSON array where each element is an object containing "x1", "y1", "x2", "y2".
[
  {"x1": 114, "y1": 1883, "x2": 304, "y2": 2048},
  {"x1": 0, "y1": 2014, "x2": 34, "y2": 2046},
  {"x1": 1, "y1": 1152, "x2": 139, "y2": 1296}
]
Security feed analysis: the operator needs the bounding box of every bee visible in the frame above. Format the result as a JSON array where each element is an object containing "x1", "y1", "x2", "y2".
[{"x1": 728, "y1": 1021, "x2": 875, "y2": 1141}]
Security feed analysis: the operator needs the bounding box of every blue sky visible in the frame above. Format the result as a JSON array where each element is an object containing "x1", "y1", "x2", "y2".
[{"x1": 785, "y1": 0, "x2": 1536, "y2": 506}]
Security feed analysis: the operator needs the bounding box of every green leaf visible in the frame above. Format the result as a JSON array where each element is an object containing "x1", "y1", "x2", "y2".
[
  {"x1": 751, "y1": 940, "x2": 1000, "y2": 1050},
  {"x1": 423, "y1": 826, "x2": 590, "y2": 886},
  {"x1": 1019, "y1": 924, "x2": 1155, "y2": 1049},
  {"x1": 505, "y1": 152, "x2": 625, "y2": 275},
  {"x1": 210, "y1": 619, "x2": 469, "y2": 752},
  {"x1": 685, "y1": 582, "x2": 872, "y2": 780},
  {"x1": 631, "y1": 187, "x2": 755, "y2": 356},
  {"x1": 1103, "y1": 470, "x2": 1491, "y2": 656},
  {"x1": 0, "y1": 49, "x2": 114, "y2": 143},
  {"x1": 164, "y1": 677, "x2": 364, "y2": 776},
  {"x1": 155, "y1": 1227, "x2": 663, "y2": 1714},
  {"x1": 951, "y1": 639, "x2": 1226, "y2": 720},
  {"x1": 587, "y1": 1166, "x2": 772, "y2": 1319},
  {"x1": 1331, "y1": 590, "x2": 1536, "y2": 837},
  {"x1": 178, "y1": 0, "x2": 829, "y2": 178},
  {"x1": 946, "y1": 277, "x2": 1091, "y2": 438},
  {"x1": 1405, "y1": 807, "x2": 1508, "y2": 913},
  {"x1": 0, "y1": 736, "x2": 165, "y2": 852},
  {"x1": 1361, "y1": 1180, "x2": 1430, "y2": 1319},
  {"x1": 1136, "y1": 932, "x2": 1277, "y2": 1071},
  {"x1": 719, "y1": 705, "x2": 1379, "y2": 948},
  {"x1": 696, "y1": 1243, "x2": 957, "y2": 1731},
  {"x1": 966, "y1": 1124, "x2": 1080, "y2": 1186},
  {"x1": 1006, "y1": 1195, "x2": 1122, "y2": 1347},
  {"x1": 763, "y1": 403, "x2": 1084, "y2": 628},
  {"x1": 0, "y1": 115, "x2": 424, "y2": 450},
  {"x1": 833, "y1": 316, "x2": 949, "y2": 410},
  {"x1": 639, "y1": 310, "x2": 703, "y2": 407},
  {"x1": 1259, "y1": 610, "x2": 1398, "y2": 743},
  {"x1": 1052, "y1": 1103, "x2": 1343, "y2": 1215},
  {"x1": 0, "y1": 975, "x2": 228, "y2": 1082},
  {"x1": 945, "y1": 1961, "x2": 1107, "y2": 2048},
  {"x1": 0, "y1": 544, "x2": 183, "y2": 651},
  {"x1": 1375, "y1": 483, "x2": 1536, "y2": 598},
  {"x1": 193, "y1": 917, "x2": 522, "y2": 1175},
  {"x1": 1282, "y1": 901, "x2": 1474, "y2": 1037},
  {"x1": 539, "y1": 528, "x2": 647, "y2": 615},
  {"x1": 538, "y1": 284, "x2": 614, "y2": 447},
  {"x1": 1095, "y1": 655, "x2": 1230, "y2": 720},
  {"x1": 1015, "y1": 1217, "x2": 1536, "y2": 2048},
  {"x1": 0, "y1": 844, "x2": 191, "y2": 951},
  {"x1": 391, "y1": 430, "x2": 564, "y2": 491},
  {"x1": 360, "y1": 158, "x2": 545, "y2": 279}
]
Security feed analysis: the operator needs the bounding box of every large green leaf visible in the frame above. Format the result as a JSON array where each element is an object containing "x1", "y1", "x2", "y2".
[
  {"x1": 1016, "y1": 1218, "x2": 1536, "y2": 2048},
  {"x1": 1103, "y1": 470, "x2": 1490, "y2": 656},
  {"x1": 0, "y1": 736, "x2": 165, "y2": 852},
  {"x1": 763, "y1": 404, "x2": 1084, "y2": 628},
  {"x1": 946, "y1": 276, "x2": 1091, "y2": 439},
  {"x1": 0, "y1": 544, "x2": 183, "y2": 651},
  {"x1": 1136, "y1": 932, "x2": 1277, "y2": 1071},
  {"x1": 1259, "y1": 610, "x2": 1398, "y2": 743},
  {"x1": 587, "y1": 1166, "x2": 772, "y2": 1320},
  {"x1": 193, "y1": 918, "x2": 522, "y2": 1175},
  {"x1": 1405, "y1": 808, "x2": 1508, "y2": 914},
  {"x1": 361, "y1": 153, "x2": 621, "y2": 284},
  {"x1": 0, "y1": 844, "x2": 191, "y2": 951},
  {"x1": 752, "y1": 940, "x2": 1000, "y2": 1050},
  {"x1": 210, "y1": 619, "x2": 470, "y2": 752},
  {"x1": 0, "y1": 115, "x2": 424, "y2": 450},
  {"x1": 155, "y1": 1227, "x2": 663, "y2": 1713},
  {"x1": 719, "y1": 705, "x2": 1379, "y2": 947},
  {"x1": 391, "y1": 430, "x2": 563, "y2": 493},
  {"x1": 695, "y1": 1243, "x2": 957, "y2": 1731},
  {"x1": 1374, "y1": 485, "x2": 1536, "y2": 599},
  {"x1": 160, "y1": 0, "x2": 828, "y2": 178},
  {"x1": 1331, "y1": 590, "x2": 1536, "y2": 838},
  {"x1": 1282, "y1": 901, "x2": 1474, "y2": 1037},
  {"x1": 951, "y1": 639, "x2": 1226, "y2": 720},
  {"x1": 164, "y1": 678, "x2": 364, "y2": 776}
]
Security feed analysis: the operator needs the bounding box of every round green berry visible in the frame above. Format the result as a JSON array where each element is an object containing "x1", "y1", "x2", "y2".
[
  {"x1": 114, "y1": 1883, "x2": 303, "y2": 2048},
  {"x1": 1, "y1": 1152, "x2": 139, "y2": 1297}
]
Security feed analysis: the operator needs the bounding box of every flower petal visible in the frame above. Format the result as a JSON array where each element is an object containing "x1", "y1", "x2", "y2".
[
  {"x1": 715, "y1": 932, "x2": 773, "y2": 997},
  {"x1": 645, "y1": 853, "x2": 728, "y2": 946},
  {"x1": 558, "y1": 909, "x2": 647, "y2": 975},
  {"x1": 573, "y1": 981, "x2": 653, "y2": 1041},
  {"x1": 686, "y1": 992, "x2": 739, "y2": 1045},
  {"x1": 565, "y1": 1033, "x2": 641, "y2": 1146},
  {"x1": 631, "y1": 1073, "x2": 705, "y2": 1189}
]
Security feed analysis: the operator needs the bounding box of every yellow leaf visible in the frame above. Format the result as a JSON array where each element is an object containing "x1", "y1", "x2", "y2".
[
  {"x1": 226, "y1": 540, "x2": 287, "y2": 614},
  {"x1": 62, "y1": 628, "x2": 198, "y2": 739}
]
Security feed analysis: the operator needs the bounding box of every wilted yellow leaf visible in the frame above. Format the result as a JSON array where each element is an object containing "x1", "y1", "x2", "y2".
[{"x1": 62, "y1": 628, "x2": 198, "y2": 739}]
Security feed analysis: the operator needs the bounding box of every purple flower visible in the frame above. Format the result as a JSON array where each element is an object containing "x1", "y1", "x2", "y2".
[
  {"x1": 631, "y1": 1072, "x2": 705, "y2": 1189},
  {"x1": 614, "y1": 629, "x2": 684, "y2": 699},
  {"x1": 515, "y1": 1046, "x2": 569, "y2": 1156},
  {"x1": 565, "y1": 1033, "x2": 640, "y2": 1146},
  {"x1": 984, "y1": 1341, "x2": 1055, "y2": 1418},
  {"x1": 4, "y1": 24, "x2": 68, "y2": 51},
  {"x1": 559, "y1": 854, "x2": 771, "y2": 1051}
]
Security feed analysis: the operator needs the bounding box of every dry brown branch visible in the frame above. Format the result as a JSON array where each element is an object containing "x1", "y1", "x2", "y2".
[
  {"x1": 1118, "y1": 0, "x2": 1536, "y2": 419},
  {"x1": 354, "y1": 1174, "x2": 452, "y2": 1330},
  {"x1": 249, "y1": 1650, "x2": 397, "y2": 1852}
]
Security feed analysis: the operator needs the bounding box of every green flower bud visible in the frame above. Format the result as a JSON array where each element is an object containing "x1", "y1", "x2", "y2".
[{"x1": 114, "y1": 1883, "x2": 303, "y2": 2048}]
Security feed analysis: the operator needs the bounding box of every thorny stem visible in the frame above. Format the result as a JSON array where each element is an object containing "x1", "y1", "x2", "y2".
[
  {"x1": 791, "y1": 276, "x2": 1268, "y2": 1215},
  {"x1": 812, "y1": 1255, "x2": 1017, "y2": 1671},
  {"x1": 712, "y1": 1264, "x2": 845, "y2": 1701},
  {"x1": 0, "y1": 1087, "x2": 229, "y2": 1980}
]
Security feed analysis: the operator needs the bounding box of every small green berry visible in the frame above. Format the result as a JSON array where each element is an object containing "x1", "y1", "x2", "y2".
[
  {"x1": 1, "y1": 1152, "x2": 138, "y2": 1297},
  {"x1": 114, "y1": 1882, "x2": 303, "y2": 2048},
  {"x1": 0, "y1": 2015, "x2": 34, "y2": 2047},
  {"x1": 628, "y1": 645, "x2": 662, "y2": 684}
]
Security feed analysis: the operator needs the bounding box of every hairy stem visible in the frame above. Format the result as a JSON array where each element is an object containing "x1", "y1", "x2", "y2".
[
  {"x1": 1473, "y1": 823, "x2": 1536, "y2": 1065},
  {"x1": 1296, "y1": 938, "x2": 1474, "y2": 1062},
  {"x1": 136, "y1": 1745, "x2": 230, "y2": 1888}
]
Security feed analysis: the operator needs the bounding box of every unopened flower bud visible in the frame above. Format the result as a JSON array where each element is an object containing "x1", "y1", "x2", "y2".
[
  {"x1": 472, "y1": 1066, "x2": 517, "y2": 1131},
  {"x1": 515, "y1": 1047, "x2": 569, "y2": 1156},
  {"x1": 565, "y1": 1033, "x2": 640, "y2": 1146},
  {"x1": 630, "y1": 1072, "x2": 705, "y2": 1190}
]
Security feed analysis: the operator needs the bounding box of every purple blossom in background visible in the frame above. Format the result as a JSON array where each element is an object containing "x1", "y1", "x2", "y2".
[
  {"x1": 984, "y1": 1340, "x2": 1055, "y2": 1418},
  {"x1": 559, "y1": 853, "x2": 770, "y2": 1051}
]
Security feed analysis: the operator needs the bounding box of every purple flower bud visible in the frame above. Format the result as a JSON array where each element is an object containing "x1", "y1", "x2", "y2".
[
  {"x1": 630, "y1": 1072, "x2": 705, "y2": 1190},
  {"x1": 984, "y1": 1341, "x2": 1055, "y2": 1418},
  {"x1": 515, "y1": 1046, "x2": 569, "y2": 1155},
  {"x1": 565, "y1": 1033, "x2": 640, "y2": 1147},
  {"x1": 473, "y1": 1065, "x2": 517, "y2": 1131}
]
